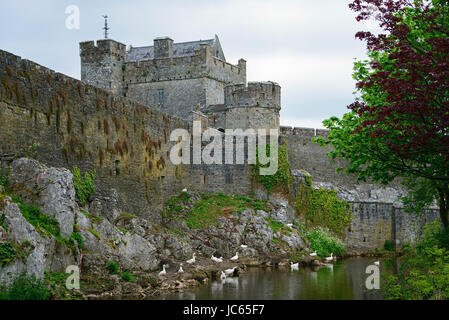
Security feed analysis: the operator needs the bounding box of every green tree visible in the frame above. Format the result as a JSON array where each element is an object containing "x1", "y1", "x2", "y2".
[{"x1": 316, "y1": 0, "x2": 449, "y2": 230}]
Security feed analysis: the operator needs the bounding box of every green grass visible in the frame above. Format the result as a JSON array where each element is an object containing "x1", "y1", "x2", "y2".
[
  {"x1": 120, "y1": 212, "x2": 137, "y2": 219},
  {"x1": 121, "y1": 271, "x2": 135, "y2": 282},
  {"x1": 107, "y1": 261, "x2": 119, "y2": 275},
  {"x1": 164, "y1": 192, "x2": 268, "y2": 229},
  {"x1": 186, "y1": 193, "x2": 268, "y2": 229},
  {"x1": 266, "y1": 218, "x2": 292, "y2": 234},
  {"x1": 12, "y1": 197, "x2": 63, "y2": 241},
  {"x1": 88, "y1": 229, "x2": 101, "y2": 240}
]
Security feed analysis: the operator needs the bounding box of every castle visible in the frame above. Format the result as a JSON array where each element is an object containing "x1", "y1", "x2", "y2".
[
  {"x1": 80, "y1": 36, "x2": 280, "y2": 131},
  {"x1": 0, "y1": 35, "x2": 439, "y2": 253}
]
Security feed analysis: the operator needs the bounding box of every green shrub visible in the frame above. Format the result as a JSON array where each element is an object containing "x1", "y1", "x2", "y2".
[
  {"x1": 0, "y1": 174, "x2": 7, "y2": 188},
  {"x1": 384, "y1": 222, "x2": 449, "y2": 300},
  {"x1": 72, "y1": 166, "x2": 96, "y2": 206},
  {"x1": 107, "y1": 261, "x2": 119, "y2": 275},
  {"x1": 0, "y1": 242, "x2": 17, "y2": 267},
  {"x1": 121, "y1": 271, "x2": 135, "y2": 282},
  {"x1": 13, "y1": 197, "x2": 61, "y2": 240},
  {"x1": 295, "y1": 183, "x2": 352, "y2": 238},
  {"x1": 384, "y1": 240, "x2": 395, "y2": 252},
  {"x1": 0, "y1": 273, "x2": 50, "y2": 300},
  {"x1": 252, "y1": 144, "x2": 292, "y2": 195},
  {"x1": 306, "y1": 227, "x2": 345, "y2": 258},
  {"x1": 69, "y1": 232, "x2": 84, "y2": 249}
]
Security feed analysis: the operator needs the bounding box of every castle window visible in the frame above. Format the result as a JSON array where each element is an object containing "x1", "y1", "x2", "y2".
[
  {"x1": 157, "y1": 89, "x2": 165, "y2": 105},
  {"x1": 225, "y1": 173, "x2": 232, "y2": 184}
]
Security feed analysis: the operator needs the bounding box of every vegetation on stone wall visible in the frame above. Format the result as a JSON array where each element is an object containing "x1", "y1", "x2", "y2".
[
  {"x1": 384, "y1": 221, "x2": 449, "y2": 300},
  {"x1": 0, "y1": 240, "x2": 33, "y2": 267},
  {"x1": 305, "y1": 227, "x2": 345, "y2": 258},
  {"x1": 252, "y1": 144, "x2": 292, "y2": 195},
  {"x1": 164, "y1": 192, "x2": 268, "y2": 229},
  {"x1": 72, "y1": 166, "x2": 96, "y2": 207},
  {"x1": 0, "y1": 242, "x2": 17, "y2": 267},
  {"x1": 295, "y1": 183, "x2": 352, "y2": 238},
  {"x1": 12, "y1": 196, "x2": 62, "y2": 241},
  {"x1": 0, "y1": 273, "x2": 50, "y2": 300}
]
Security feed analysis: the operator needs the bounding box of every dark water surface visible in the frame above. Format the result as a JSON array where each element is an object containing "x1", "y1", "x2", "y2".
[{"x1": 154, "y1": 257, "x2": 397, "y2": 300}]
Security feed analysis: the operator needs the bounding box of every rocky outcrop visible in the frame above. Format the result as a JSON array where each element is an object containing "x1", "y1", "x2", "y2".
[
  {"x1": 7, "y1": 158, "x2": 77, "y2": 239},
  {"x1": 0, "y1": 200, "x2": 76, "y2": 285},
  {"x1": 1, "y1": 158, "x2": 309, "y2": 297}
]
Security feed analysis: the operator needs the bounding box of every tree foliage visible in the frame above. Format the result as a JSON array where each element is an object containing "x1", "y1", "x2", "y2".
[{"x1": 316, "y1": 0, "x2": 449, "y2": 229}]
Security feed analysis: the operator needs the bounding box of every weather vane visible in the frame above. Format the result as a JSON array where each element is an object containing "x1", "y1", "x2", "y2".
[{"x1": 102, "y1": 15, "x2": 109, "y2": 39}]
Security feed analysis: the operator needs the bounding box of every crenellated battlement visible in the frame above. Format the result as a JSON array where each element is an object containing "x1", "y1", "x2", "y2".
[
  {"x1": 280, "y1": 126, "x2": 329, "y2": 138},
  {"x1": 224, "y1": 81, "x2": 281, "y2": 110},
  {"x1": 80, "y1": 40, "x2": 126, "y2": 62}
]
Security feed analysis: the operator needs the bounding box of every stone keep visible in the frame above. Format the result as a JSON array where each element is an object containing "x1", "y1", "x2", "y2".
[
  {"x1": 80, "y1": 39, "x2": 126, "y2": 95},
  {"x1": 80, "y1": 36, "x2": 278, "y2": 130}
]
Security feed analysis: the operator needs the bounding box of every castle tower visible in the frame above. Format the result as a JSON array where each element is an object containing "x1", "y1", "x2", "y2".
[
  {"x1": 80, "y1": 39, "x2": 126, "y2": 95},
  {"x1": 153, "y1": 37, "x2": 174, "y2": 59},
  {"x1": 224, "y1": 81, "x2": 281, "y2": 130}
]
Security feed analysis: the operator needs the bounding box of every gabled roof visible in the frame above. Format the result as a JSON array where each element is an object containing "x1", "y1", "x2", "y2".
[{"x1": 126, "y1": 38, "x2": 216, "y2": 62}]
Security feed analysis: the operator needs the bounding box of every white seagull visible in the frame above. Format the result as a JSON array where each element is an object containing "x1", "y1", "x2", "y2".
[
  {"x1": 240, "y1": 244, "x2": 248, "y2": 249},
  {"x1": 310, "y1": 251, "x2": 317, "y2": 257},
  {"x1": 325, "y1": 253, "x2": 334, "y2": 262},
  {"x1": 290, "y1": 262, "x2": 299, "y2": 271},
  {"x1": 158, "y1": 264, "x2": 167, "y2": 276},
  {"x1": 186, "y1": 253, "x2": 196, "y2": 264},
  {"x1": 224, "y1": 267, "x2": 237, "y2": 276},
  {"x1": 211, "y1": 255, "x2": 223, "y2": 263},
  {"x1": 178, "y1": 263, "x2": 184, "y2": 274},
  {"x1": 220, "y1": 271, "x2": 227, "y2": 281},
  {"x1": 230, "y1": 252, "x2": 239, "y2": 261}
]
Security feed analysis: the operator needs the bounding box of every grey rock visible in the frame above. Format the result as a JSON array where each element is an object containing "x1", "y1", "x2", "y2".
[{"x1": 8, "y1": 158, "x2": 76, "y2": 239}]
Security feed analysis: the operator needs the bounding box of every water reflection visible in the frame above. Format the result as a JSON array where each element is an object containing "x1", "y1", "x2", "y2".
[{"x1": 154, "y1": 257, "x2": 394, "y2": 300}]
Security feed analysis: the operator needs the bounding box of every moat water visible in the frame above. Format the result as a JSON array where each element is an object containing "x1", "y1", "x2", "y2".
[{"x1": 153, "y1": 257, "x2": 398, "y2": 300}]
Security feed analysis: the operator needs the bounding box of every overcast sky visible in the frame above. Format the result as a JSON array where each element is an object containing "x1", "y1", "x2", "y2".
[{"x1": 0, "y1": 0, "x2": 378, "y2": 129}]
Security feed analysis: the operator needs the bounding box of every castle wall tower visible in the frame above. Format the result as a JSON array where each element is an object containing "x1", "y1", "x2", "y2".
[
  {"x1": 80, "y1": 39, "x2": 126, "y2": 95},
  {"x1": 153, "y1": 37, "x2": 174, "y2": 58},
  {"x1": 224, "y1": 81, "x2": 281, "y2": 130}
]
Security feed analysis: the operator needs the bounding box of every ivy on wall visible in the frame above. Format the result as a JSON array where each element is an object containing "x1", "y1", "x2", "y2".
[
  {"x1": 295, "y1": 182, "x2": 352, "y2": 239},
  {"x1": 72, "y1": 166, "x2": 96, "y2": 207},
  {"x1": 252, "y1": 143, "x2": 292, "y2": 195}
]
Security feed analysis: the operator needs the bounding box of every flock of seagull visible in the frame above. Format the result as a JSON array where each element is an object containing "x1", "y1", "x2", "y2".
[
  {"x1": 158, "y1": 247, "x2": 381, "y2": 277},
  {"x1": 158, "y1": 244, "x2": 247, "y2": 279},
  {"x1": 158, "y1": 191, "x2": 382, "y2": 278}
]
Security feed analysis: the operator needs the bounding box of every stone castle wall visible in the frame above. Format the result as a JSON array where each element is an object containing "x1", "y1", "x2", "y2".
[
  {"x1": 285, "y1": 126, "x2": 440, "y2": 252},
  {"x1": 0, "y1": 49, "x2": 253, "y2": 222},
  {"x1": 345, "y1": 202, "x2": 439, "y2": 252},
  {"x1": 0, "y1": 49, "x2": 190, "y2": 222}
]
